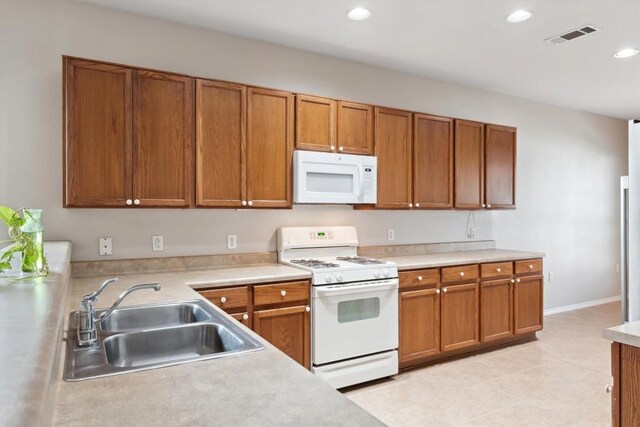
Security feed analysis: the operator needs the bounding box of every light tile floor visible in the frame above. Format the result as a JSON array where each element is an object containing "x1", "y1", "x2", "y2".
[{"x1": 343, "y1": 302, "x2": 621, "y2": 426}]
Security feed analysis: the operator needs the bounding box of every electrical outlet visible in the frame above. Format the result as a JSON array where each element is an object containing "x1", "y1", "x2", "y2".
[
  {"x1": 387, "y1": 229, "x2": 395, "y2": 241},
  {"x1": 227, "y1": 234, "x2": 237, "y2": 250},
  {"x1": 152, "y1": 235, "x2": 163, "y2": 252},
  {"x1": 99, "y1": 237, "x2": 112, "y2": 256}
]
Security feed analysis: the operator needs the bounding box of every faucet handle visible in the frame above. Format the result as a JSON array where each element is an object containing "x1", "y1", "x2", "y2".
[{"x1": 83, "y1": 277, "x2": 118, "y2": 302}]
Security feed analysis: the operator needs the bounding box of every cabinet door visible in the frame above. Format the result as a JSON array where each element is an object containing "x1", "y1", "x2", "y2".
[
  {"x1": 414, "y1": 114, "x2": 453, "y2": 209},
  {"x1": 195, "y1": 79, "x2": 246, "y2": 207},
  {"x1": 440, "y1": 282, "x2": 479, "y2": 352},
  {"x1": 64, "y1": 59, "x2": 133, "y2": 207},
  {"x1": 454, "y1": 120, "x2": 484, "y2": 209},
  {"x1": 485, "y1": 124, "x2": 516, "y2": 209},
  {"x1": 480, "y1": 278, "x2": 513, "y2": 342},
  {"x1": 374, "y1": 107, "x2": 412, "y2": 209},
  {"x1": 132, "y1": 70, "x2": 194, "y2": 207},
  {"x1": 295, "y1": 94, "x2": 336, "y2": 152},
  {"x1": 253, "y1": 305, "x2": 310, "y2": 368},
  {"x1": 337, "y1": 101, "x2": 373, "y2": 155},
  {"x1": 513, "y1": 275, "x2": 543, "y2": 334},
  {"x1": 399, "y1": 288, "x2": 440, "y2": 363},
  {"x1": 246, "y1": 87, "x2": 294, "y2": 208}
]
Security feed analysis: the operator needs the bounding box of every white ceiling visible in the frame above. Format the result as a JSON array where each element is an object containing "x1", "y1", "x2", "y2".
[{"x1": 77, "y1": 0, "x2": 640, "y2": 119}]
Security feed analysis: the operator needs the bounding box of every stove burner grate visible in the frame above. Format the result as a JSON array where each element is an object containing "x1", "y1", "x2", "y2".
[
  {"x1": 290, "y1": 259, "x2": 340, "y2": 269},
  {"x1": 336, "y1": 256, "x2": 387, "y2": 265}
]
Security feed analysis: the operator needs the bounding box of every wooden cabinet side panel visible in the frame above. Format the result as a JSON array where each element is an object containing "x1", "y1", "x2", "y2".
[
  {"x1": 454, "y1": 120, "x2": 484, "y2": 209},
  {"x1": 612, "y1": 342, "x2": 621, "y2": 427},
  {"x1": 374, "y1": 108, "x2": 413, "y2": 209},
  {"x1": 413, "y1": 114, "x2": 454, "y2": 208},
  {"x1": 621, "y1": 344, "x2": 640, "y2": 427},
  {"x1": 246, "y1": 88, "x2": 294, "y2": 208},
  {"x1": 485, "y1": 124, "x2": 516, "y2": 208},
  {"x1": 253, "y1": 306, "x2": 310, "y2": 369},
  {"x1": 132, "y1": 70, "x2": 194, "y2": 206},
  {"x1": 64, "y1": 59, "x2": 133, "y2": 207},
  {"x1": 399, "y1": 288, "x2": 440, "y2": 363},
  {"x1": 195, "y1": 79, "x2": 246, "y2": 207}
]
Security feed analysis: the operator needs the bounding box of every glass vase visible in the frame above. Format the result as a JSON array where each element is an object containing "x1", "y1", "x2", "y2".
[{"x1": 20, "y1": 208, "x2": 44, "y2": 273}]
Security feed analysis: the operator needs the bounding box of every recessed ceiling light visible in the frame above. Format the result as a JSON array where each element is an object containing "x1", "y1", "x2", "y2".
[
  {"x1": 506, "y1": 10, "x2": 534, "y2": 23},
  {"x1": 614, "y1": 48, "x2": 639, "y2": 59},
  {"x1": 347, "y1": 7, "x2": 371, "y2": 21}
]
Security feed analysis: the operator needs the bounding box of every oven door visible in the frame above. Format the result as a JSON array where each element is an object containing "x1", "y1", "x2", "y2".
[{"x1": 312, "y1": 279, "x2": 398, "y2": 365}]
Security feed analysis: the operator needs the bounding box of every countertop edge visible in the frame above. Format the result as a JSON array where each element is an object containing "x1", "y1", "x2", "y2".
[{"x1": 603, "y1": 322, "x2": 640, "y2": 348}]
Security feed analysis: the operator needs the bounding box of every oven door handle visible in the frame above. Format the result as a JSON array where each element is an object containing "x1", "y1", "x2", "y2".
[{"x1": 315, "y1": 280, "x2": 398, "y2": 297}]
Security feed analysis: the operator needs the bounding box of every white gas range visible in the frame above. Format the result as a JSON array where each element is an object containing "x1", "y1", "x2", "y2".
[{"x1": 277, "y1": 226, "x2": 399, "y2": 389}]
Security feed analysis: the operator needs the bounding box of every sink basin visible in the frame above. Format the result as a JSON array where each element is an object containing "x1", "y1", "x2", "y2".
[
  {"x1": 99, "y1": 301, "x2": 213, "y2": 332},
  {"x1": 104, "y1": 323, "x2": 243, "y2": 368},
  {"x1": 64, "y1": 300, "x2": 263, "y2": 381}
]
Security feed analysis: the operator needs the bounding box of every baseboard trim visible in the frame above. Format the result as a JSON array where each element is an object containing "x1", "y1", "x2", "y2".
[{"x1": 544, "y1": 295, "x2": 621, "y2": 316}]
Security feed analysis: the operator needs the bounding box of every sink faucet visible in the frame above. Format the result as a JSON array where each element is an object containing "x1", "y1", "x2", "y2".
[{"x1": 77, "y1": 277, "x2": 161, "y2": 347}]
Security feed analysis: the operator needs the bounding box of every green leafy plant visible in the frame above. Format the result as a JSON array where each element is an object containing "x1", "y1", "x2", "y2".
[{"x1": 0, "y1": 206, "x2": 48, "y2": 276}]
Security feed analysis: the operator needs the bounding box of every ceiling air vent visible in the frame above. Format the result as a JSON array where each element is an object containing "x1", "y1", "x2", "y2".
[{"x1": 545, "y1": 24, "x2": 601, "y2": 45}]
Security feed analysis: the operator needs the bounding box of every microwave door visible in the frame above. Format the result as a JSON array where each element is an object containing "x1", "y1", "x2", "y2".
[{"x1": 297, "y1": 162, "x2": 360, "y2": 203}]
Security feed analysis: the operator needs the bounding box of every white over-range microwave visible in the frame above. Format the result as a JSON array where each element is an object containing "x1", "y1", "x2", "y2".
[{"x1": 293, "y1": 151, "x2": 377, "y2": 204}]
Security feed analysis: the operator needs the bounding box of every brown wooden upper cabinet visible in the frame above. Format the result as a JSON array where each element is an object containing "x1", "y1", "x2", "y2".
[
  {"x1": 414, "y1": 114, "x2": 454, "y2": 209},
  {"x1": 295, "y1": 94, "x2": 336, "y2": 152},
  {"x1": 374, "y1": 108, "x2": 412, "y2": 209},
  {"x1": 195, "y1": 79, "x2": 246, "y2": 207},
  {"x1": 246, "y1": 87, "x2": 294, "y2": 208},
  {"x1": 64, "y1": 58, "x2": 194, "y2": 207},
  {"x1": 485, "y1": 124, "x2": 516, "y2": 209},
  {"x1": 337, "y1": 101, "x2": 373, "y2": 155},
  {"x1": 454, "y1": 119, "x2": 485, "y2": 209}
]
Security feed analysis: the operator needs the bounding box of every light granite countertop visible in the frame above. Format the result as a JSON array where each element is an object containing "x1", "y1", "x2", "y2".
[
  {"x1": 53, "y1": 270, "x2": 381, "y2": 427},
  {"x1": 603, "y1": 321, "x2": 640, "y2": 348},
  {"x1": 390, "y1": 248, "x2": 545, "y2": 270},
  {"x1": 0, "y1": 241, "x2": 72, "y2": 427}
]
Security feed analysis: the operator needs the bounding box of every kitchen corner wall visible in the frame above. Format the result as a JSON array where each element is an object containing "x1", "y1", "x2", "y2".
[{"x1": 0, "y1": 0, "x2": 627, "y2": 310}]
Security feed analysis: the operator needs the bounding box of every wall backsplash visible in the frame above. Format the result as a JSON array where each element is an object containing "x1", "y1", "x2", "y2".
[{"x1": 1, "y1": 0, "x2": 627, "y2": 310}]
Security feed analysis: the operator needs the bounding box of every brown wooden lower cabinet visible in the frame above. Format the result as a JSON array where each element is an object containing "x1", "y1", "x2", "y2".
[
  {"x1": 440, "y1": 282, "x2": 480, "y2": 352},
  {"x1": 253, "y1": 305, "x2": 310, "y2": 369},
  {"x1": 611, "y1": 342, "x2": 640, "y2": 426},
  {"x1": 480, "y1": 278, "x2": 513, "y2": 342},
  {"x1": 399, "y1": 288, "x2": 440, "y2": 363},
  {"x1": 513, "y1": 274, "x2": 543, "y2": 334}
]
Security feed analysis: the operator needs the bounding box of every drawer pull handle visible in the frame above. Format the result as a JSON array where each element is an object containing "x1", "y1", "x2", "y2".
[
  {"x1": 242, "y1": 313, "x2": 249, "y2": 321},
  {"x1": 220, "y1": 297, "x2": 227, "y2": 303},
  {"x1": 511, "y1": 279, "x2": 515, "y2": 283},
  {"x1": 605, "y1": 384, "x2": 612, "y2": 394},
  {"x1": 417, "y1": 276, "x2": 423, "y2": 281},
  {"x1": 436, "y1": 289, "x2": 440, "y2": 294},
  {"x1": 459, "y1": 272, "x2": 465, "y2": 277},
  {"x1": 443, "y1": 287, "x2": 448, "y2": 293},
  {"x1": 305, "y1": 306, "x2": 311, "y2": 312},
  {"x1": 280, "y1": 290, "x2": 287, "y2": 297},
  {"x1": 528, "y1": 264, "x2": 534, "y2": 270},
  {"x1": 496, "y1": 267, "x2": 502, "y2": 273},
  {"x1": 516, "y1": 278, "x2": 521, "y2": 283}
]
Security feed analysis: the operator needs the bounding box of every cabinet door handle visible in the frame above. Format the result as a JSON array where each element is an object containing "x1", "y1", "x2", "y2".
[
  {"x1": 605, "y1": 384, "x2": 612, "y2": 394},
  {"x1": 126, "y1": 199, "x2": 133, "y2": 206},
  {"x1": 220, "y1": 297, "x2": 227, "y2": 303},
  {"x1": 459, "y1": 271, "x2": 465, "y2": 277},
  {"x1": 330, "y1": 145, "x2": 335, "y2": 151},
  {"x1": 408, "y1": 203, "x2": 413, "y2": 208},
  {"x1": 241, "y1": 200, "x2": 247, "y2": 206},
  {"x1": 134, "y1": 199, "x2": 141, "y2": 206},
  {"x1": 305, "y1": 306, "x2": 311, "y2": 312},
  {"x1": 339, "y1": 147, "x2": 344, "y2": 152},
  {"x1": 280, "y1": 290, "x2": 287, "y2": 297},
  {"x1": 443, "y1": 287, "x2": 448, "y2": 293},
  {"x1": 415, "y1": 203, "x2": 420, "y2": 208},
  {"x1": 417, "y1": 276, "x2": 423, "y2": 281},
  {"x1": 242, "y1": 313, "x2": 249, "y2": 321},
  {"x1": 528, "y1": 264, "x2": 534, "y2": 270},
  {"x1": 436, "y1": 288, "x2": 441, "y2": 294},
  {"x1": 496, "y1": 267, "x2": 502, "y2": 273},
  {"x1": 482, "y1": 204, "x2": 486, "y2": 208},
  {"x1": 247, "y1": 201, "x2": 253, "y2": 206},
  {"x1": 511, "y1": 279, "x2": 515, "y2": 283},
  {"x1": 516, "y1": 278, "x2": 521, "y2": 283},
  {"x1": 486, "y1": 204, "x2": 492, "y2": 208}
]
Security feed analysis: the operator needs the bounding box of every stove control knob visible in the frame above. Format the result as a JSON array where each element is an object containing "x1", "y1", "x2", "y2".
[
  {"x1": 383, "y1": 269, "x2": 390, "y2": 277},
  {"x1": 374, "y1": 270, "x2": 382, "y2": 279},
  {"x1": 336, "y1": 273, "x2": 344, "y2": 282},
  {"x1": 325, "y1": 275, "x2": 333, "y2": 283}
]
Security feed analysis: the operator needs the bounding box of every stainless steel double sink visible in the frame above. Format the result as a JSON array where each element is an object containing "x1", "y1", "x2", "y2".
[{"x1": 64, "y1": 300, "x2": 264, "y2": 381}]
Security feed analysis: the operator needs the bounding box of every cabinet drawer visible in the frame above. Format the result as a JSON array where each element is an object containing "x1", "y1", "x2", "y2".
[
  {"x1": 442, "y1": 264, "x2": 478, "y2": 283},
  {"x1": 399, "y1": 268, "x2": 440, "y2": 289},
  {"x1": 254, "y1": 281, "x2": 310, "y2": 307},
  {"x1": 481, "y1": 262, "x2": 513, "y2": 279},
  {"x1": 199, "y1": 286, "x2": 248, "y2": 311},
  {"x1": 515, "y1": 259, "x2": 543, "y2": 275}
]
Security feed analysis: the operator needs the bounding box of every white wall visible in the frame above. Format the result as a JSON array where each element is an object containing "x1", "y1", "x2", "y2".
[{"x1": 0, "y1": 0, "x2": 627, "y2": 309}]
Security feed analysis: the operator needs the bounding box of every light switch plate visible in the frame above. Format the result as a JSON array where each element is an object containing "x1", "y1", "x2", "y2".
[
  {"x1": 227, "y1": 235, "x2": 237, "y2": 249},
  {"x1": 152, "y1": 235, "x2": 163, "y2": 252},
  {"x1": 99, "y1": 237, "x2": 112, "y2": 256}
]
